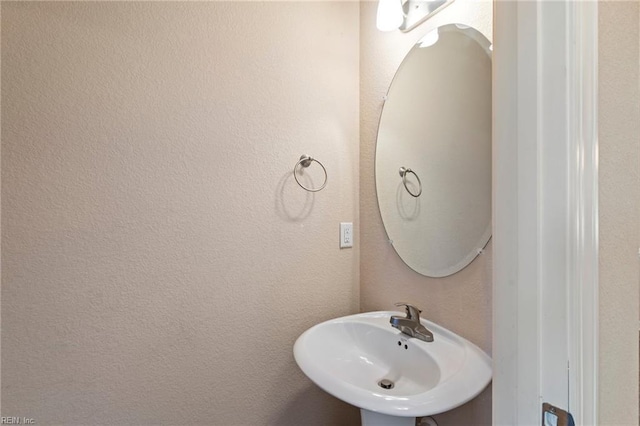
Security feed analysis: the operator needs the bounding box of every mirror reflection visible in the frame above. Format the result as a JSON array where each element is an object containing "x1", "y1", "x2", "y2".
[{"x1": 375, "y1": 24, "x2": 492, "y2": 277}]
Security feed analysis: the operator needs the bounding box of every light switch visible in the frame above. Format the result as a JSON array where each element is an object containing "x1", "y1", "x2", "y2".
[{"x1": 340, "y1": 222, "x2": 353, "y2": 248}]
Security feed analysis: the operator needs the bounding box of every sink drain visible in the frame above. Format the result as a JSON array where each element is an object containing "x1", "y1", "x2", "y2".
[{"x1": 378, "y1": 379, "x2": 394, "y2": 390}]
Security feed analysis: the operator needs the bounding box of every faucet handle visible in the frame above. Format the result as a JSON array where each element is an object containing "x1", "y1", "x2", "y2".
[{"x1": 394, "y1": 302, "x2": 422, "y2": 320}]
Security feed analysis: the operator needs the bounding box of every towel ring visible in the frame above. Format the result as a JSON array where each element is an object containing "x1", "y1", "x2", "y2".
[
  {"x1": 399, "y1": 167, "x2": 422, "y2": 197},
  {"x1": 294, "y1": 155, "x2": 328, "y2": 192}
]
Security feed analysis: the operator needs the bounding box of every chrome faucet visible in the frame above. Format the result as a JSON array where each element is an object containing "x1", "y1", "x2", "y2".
[{"x1": 390, "y1": 303, "x2": 434, "y2": 342}]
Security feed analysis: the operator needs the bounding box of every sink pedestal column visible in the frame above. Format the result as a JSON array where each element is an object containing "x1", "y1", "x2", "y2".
[{"x1": 360, "y1": 409, "x2": 416, "y2": 426}]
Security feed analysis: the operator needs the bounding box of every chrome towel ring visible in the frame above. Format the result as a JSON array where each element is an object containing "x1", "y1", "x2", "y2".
[
  {"x1": 294, "y1": 155, "x2": 328, "y2": 192},
  {"x1": 399, "y1": 167, "x2": 422, "y2": 197}
]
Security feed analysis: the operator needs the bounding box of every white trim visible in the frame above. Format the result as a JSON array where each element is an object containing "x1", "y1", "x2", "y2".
[
  {"x1": 493, "y1": 2, "x2": 540, "y2": 423},
  {"x1": 493, "y1": 1, "x2": 598, "y2": 424},
  {"x1": 539, "y1": 0, "x2": 570, "y2": 411},
  {"x1": 566, "y1": 2, "x2": 598, "y2": 424}
]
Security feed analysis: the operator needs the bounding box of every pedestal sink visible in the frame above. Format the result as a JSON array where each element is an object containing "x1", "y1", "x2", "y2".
[{"x1": 293, "y1": 311, "x2": 491, "y2": 426}]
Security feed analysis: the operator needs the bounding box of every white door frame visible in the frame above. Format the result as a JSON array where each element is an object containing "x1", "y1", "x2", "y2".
[
  {"x1": 566, "y1": 2, "x2": 599, "y2": 423},
  {"x1": 492, "y1": 1, "x2": 598, "y2": 425}
]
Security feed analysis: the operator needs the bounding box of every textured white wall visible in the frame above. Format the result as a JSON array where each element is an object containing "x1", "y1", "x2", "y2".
[
  {"x1": 359, "y1": 2, "x2": 493, "y2": 425},
  {"x1": 598, "y1": 2, "x2": 640, "y2": 424},
  {"x1": 1, "y1": 2, "x2": 360, "y2": 425}
]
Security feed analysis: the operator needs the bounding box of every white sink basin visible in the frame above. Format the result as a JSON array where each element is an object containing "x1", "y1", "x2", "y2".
[{"x1": 293, "y1": 311, "x2": 491, "y2": 423}]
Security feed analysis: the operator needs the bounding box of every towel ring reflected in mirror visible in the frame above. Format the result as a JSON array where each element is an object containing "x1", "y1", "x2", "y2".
[{"x1": 399, "y1": 167, "x2": 422, "y2": 198}]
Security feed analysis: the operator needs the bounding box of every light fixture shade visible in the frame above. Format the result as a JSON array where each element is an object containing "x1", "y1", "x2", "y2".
[{"x1": 376, "y1": 0, "x2": 404, "y2": 32}]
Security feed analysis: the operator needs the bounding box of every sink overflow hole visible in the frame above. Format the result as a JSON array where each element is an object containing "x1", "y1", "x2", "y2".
[{"x1": 378, "y1": 379, "x2": 395, "y2": 390}]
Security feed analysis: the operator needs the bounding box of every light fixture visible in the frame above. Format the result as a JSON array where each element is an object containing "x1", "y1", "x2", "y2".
[
  {"x1": 376, "y1": 0, "x2": 456, "y2": 32},
  {"x1": 376, "y1": 0, "x2": 404, "y2": 32}
]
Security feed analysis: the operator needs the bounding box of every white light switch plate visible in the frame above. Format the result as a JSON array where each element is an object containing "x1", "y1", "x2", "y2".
[{"x1": 340, "y1": 222, "x2": 353, "y2": 248}]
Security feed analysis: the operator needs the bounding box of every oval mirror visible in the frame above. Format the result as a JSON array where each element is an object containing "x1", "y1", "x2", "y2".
[{"x1": 375, "y1": 24, "x2": 492, "y2": 277}]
